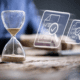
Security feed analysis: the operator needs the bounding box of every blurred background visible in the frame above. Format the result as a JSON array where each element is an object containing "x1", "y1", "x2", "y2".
[
  {"x1": 34, "y1": 0, "x2": 80, "y2": 18},
  {"x1": 34, "y1": 0, "x2": 80, "y2": 35}
]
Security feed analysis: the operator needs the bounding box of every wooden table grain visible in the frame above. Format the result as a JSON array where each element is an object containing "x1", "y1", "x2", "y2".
[{"x1": 0, "y1": 45, "x2": 80, "y2": 80}]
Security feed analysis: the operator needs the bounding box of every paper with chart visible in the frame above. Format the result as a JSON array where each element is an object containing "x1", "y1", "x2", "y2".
[{"x1": 34, "y1": 10, "x2": 70, "y2": 48}]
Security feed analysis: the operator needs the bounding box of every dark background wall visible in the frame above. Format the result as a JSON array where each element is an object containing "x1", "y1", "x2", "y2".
[
  {"x1": 34, "y1": 0, "x2": 80, "y2": 19},
  {"x1": 33, "y1": 0, "x2": 80, "y2": 35}
]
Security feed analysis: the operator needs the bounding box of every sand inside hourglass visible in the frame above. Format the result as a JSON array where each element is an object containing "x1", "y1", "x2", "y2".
[
  {"x1": 2, "y1": 28, "x2": 25, "y2": 62},
  {"x1": 7, "y1": 28, "x2": 20, "y2": 36},
  {"x1": 2, "y1": 54, "x2": 25, "y2": 62}
]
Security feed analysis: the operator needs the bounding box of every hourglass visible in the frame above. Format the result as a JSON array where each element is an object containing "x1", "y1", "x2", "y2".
[{"x1": 1, "y1": 10, "x2": 25, "y2": 62}]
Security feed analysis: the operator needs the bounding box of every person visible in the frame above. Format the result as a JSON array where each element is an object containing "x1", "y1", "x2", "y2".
[{"x1": 0, "y1": 0, "x2": 41, "y2": 54}]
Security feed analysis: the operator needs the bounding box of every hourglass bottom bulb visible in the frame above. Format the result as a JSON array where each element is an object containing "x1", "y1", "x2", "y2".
[{"x1": 2, "y1": 54, "x2": 25, "y2": 62}]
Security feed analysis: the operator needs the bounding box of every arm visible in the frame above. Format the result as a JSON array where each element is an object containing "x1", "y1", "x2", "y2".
[{"x1": 26, "y1": 1, "x2": 41, "y2": 34}]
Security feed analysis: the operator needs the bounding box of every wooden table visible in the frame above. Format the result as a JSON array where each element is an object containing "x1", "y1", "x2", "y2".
[
  {"x1": 0, "y1": 43, "x2": 80, "y2": 80},
  {"x1": 0, "y1": 35, "x2": 80, "y2": 80},
  {"x1": 0, "y1": 50, "x2": 80, "y2": 80}
]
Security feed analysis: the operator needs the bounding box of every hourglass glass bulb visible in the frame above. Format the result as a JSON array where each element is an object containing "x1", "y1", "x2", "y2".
[
  {"x1": 2, "y1": 37, "x2": 26, "y2": 62},
  {"x1": 1, "y1": 10, "x2": 26, "y2": 62}
]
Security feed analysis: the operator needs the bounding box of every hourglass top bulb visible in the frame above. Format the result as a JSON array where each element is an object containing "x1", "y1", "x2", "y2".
[{"x1": 1, "y1": 10, "x2": 25, "y2": 29}]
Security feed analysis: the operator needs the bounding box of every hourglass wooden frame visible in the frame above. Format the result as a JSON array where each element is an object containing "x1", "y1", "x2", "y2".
[{"x1": 1, "y1": 10, "x2": 26, "y2": 62}]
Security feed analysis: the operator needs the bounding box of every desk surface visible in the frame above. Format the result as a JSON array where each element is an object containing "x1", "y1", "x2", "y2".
[
  {"x1": 0, "y1": 55, "x2": 80, "y2": 80},
  {"x1": 0, "y1": 35, "x2": 80, "y2": 79}
]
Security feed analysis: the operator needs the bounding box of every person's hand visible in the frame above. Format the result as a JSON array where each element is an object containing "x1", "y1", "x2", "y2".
[
  {"x1": 20, "y1": 34, "x2": 76, "y2": 51},
  {"x1": 60, "y1": 35, "x2": 76, "y2": 50},
  {"x1": 20, "y1": 34, "x2": 35, "y2": 47},
  {"x1": 20, "y1": 34, "x2": 61, "y2": 52}
]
